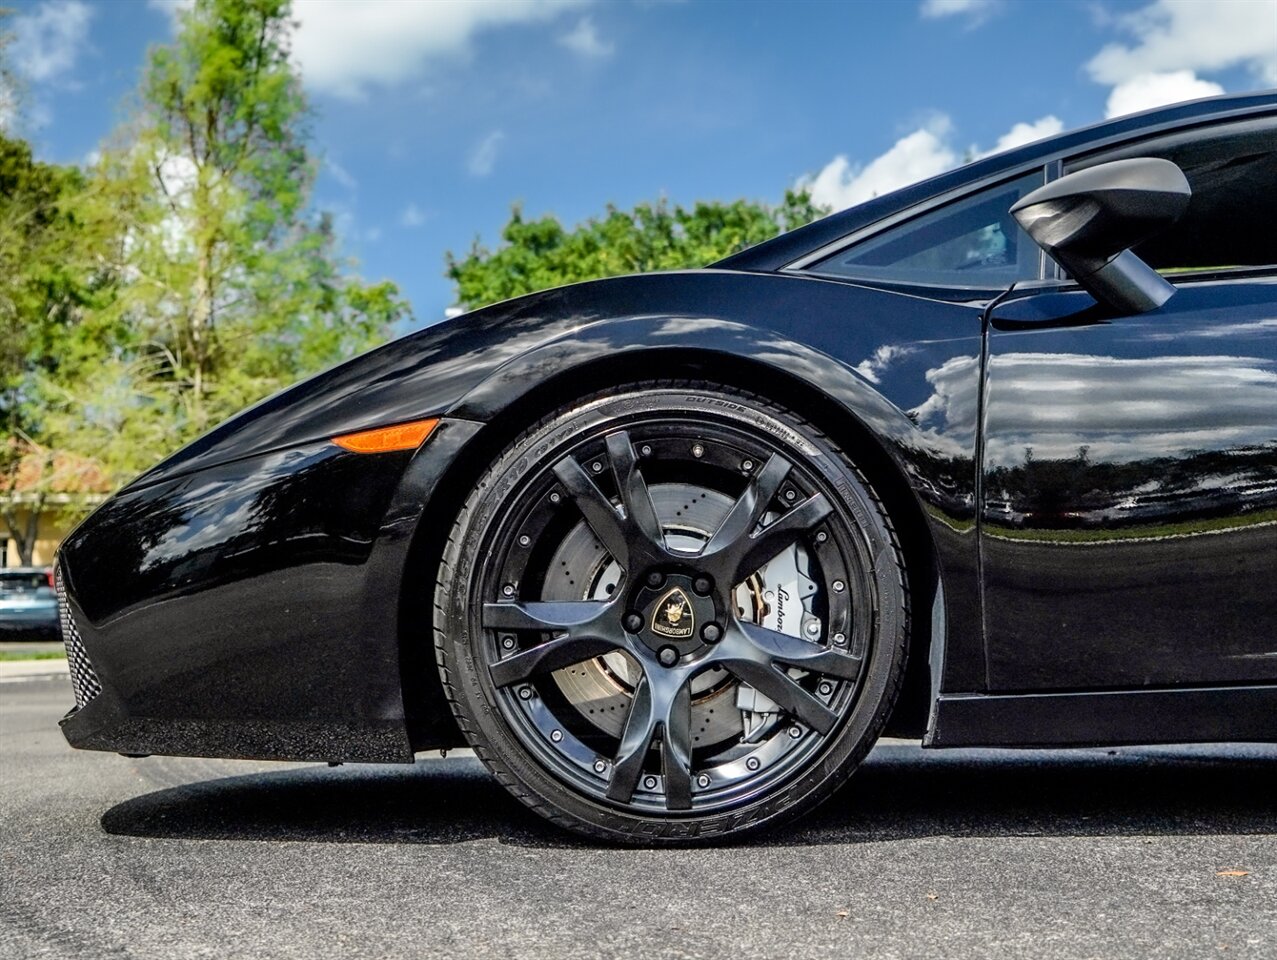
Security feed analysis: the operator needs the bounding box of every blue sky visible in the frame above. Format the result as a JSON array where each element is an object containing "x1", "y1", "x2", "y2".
[{"x1": 5, "y1": 0, "x2": 1276, "y2": 326}]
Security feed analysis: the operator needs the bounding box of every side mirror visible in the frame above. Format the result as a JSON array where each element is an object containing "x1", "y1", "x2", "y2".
[{"x1": 1010, "y1": 157, "x2": 1190, "y2": 313}]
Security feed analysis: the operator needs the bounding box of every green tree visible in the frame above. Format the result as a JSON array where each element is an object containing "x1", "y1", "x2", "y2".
[
  {"x1": 447, "y1": 190, "x2": 825, "y2": 310},
  {"x1": 43, "y1": 0, "x2": 408, "y2": 480}
]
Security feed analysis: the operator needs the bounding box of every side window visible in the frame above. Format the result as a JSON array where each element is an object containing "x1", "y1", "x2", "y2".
[
  {"x1": 807, "y1": 171, "x2": 1043, "y2": 287},
  {"x1": 1065, "y1": 119, "x2": 1277, "y2": 274}
]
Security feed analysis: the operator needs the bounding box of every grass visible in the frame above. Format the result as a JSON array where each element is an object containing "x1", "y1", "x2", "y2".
[{"x1": 0, "y1": 649, "x2": 66, "y2": 661}]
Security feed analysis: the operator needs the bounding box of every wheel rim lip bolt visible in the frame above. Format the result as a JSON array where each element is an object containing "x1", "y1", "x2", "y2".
[
  {"x1": 784, "y1": 489, "x2": 797, "y2": 501},
  {"x1": 833, "y1": 632, "x2": 847, "y2": 646},
  {"x1": 549, "y1": 492, "x2": 561, "y2": 504},
  {"x1": 746, "y1": 757, "x2": 761, "y2": 771},
  {"x1": 692, "y1": 443, "x2": 705, "y2": 458},
  {"x1": 593, "y1": 759, "x2": 608, "y2": 774},
  {"x1": 518, "y1": 686, "x2": 533, "y2": 700},
  {"x1": 518, "y1": 535, "x2": 531, "y2": 547},
  {"x1": 819, "y1": 681, "x2": 834, "y2": 695},
  {"x1": 741, "y1": 459, "x2": 754, "y2": 472},
  {"x1": 788, "y1": 726, "x2": 803, "y2": 739},
  {"x1": 643, "y1": 776, "x2": 658, "y2": 790},
  {"x1": 816, "y1": 531, "x2": 828, "y2": 544},
  {"x1": 550, "y1": 730, "x2": 563, "y2": 743},
  {"x1": 501, "y1": 635, "x2": 516, "y2": 650},
  {"x1": 697, "y1": 774, "x2": 711, "y2": 788},
  {"x1": 502, "y1": 583, "x2": 515, "y2": 597},
  {"x1": 591, "y1": 461, "x2": 603, "y2": 473},
  {"x1": 833, "y1": 580, "x2": 846, "y2": 593},
  {"x1": 640, "y1": 444, "x2": 653, "y2": 456}
]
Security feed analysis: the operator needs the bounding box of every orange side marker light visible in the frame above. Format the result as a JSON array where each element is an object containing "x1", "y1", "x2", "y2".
[{"x1": 332, "y1": 418, "x2": 440, "y2": 453}]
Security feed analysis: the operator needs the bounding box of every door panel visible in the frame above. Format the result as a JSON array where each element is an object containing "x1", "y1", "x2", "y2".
[{"x1": 982, "y1": 279, "x2": 1277, "y2": 690}]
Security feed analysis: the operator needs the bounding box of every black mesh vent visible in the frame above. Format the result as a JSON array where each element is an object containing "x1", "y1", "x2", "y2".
[{"x1": 56, "y1": 566, "x2": 102, "y2": 709}]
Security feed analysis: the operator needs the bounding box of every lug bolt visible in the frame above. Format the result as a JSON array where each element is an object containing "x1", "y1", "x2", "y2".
[
  {"x1": 819, "y1": 682, "x2": 834, "y2": 696},
  {"x1": 501, "y1": 635, "x2": 516, "y2": 650},
  {"x1": 644, "y1": 776, "x2": 659, "y2": 790},
  {"x1": 624, "y1": 612, "x2": 644, "y2": 633},
  {"x1": 833, "y1": 580, "x2": 845, "y2": 593},
  {"x1": 502, "y1": 583, "x2": 515, "y2": 597},
  {"x1": 658, "y1": 646, "x2": 679, "y2": 667},
  {"x1": 746, "y1": 757, "x2": 761, "y2": 771},
  {"x1": 641, "y1": 444, "x2": 653, "y2": 457},
  {"x1": 742, "y1": 459, "x2": 754, "y2": 472},
  {"x1": 701, "y1": 623, "x2": 723, "y2": 644},
  {"x1": 692, "y1": 443, "x2": 704, "y2": 458},
  {"x1": 646, "y1": 570, "x2": 664, "y2": 588},
  {"x1": 549, "y1": 492, "x2": 561, "y2": 504},
  {"x1": 518, "y1": 535, "x2": 531, "y2": 547},
  {"x1": 551, "y1": 729, "x2": 563, "y2": 743},
  {"x1": 697, "y1": 774, "x2": 711, "y2": 788},
  {"x1": 693, "y1": 576, "x2": 712, "y2": 596},
  {"x1": 805, "y1": 620, "x2": 821, "y2": 638},
  {"x1": 788, "y1": 725, "x2": 802, "y2": 739},
  {"x1": 816, "y1": 531, "x2": 828, "y2": 544},
  {"x1": 593, "y1": 759, "x2": 608, "y2": 774},
  {"x1": 591, "y1": 461, "x2": 603, "y2": 473},
  {"x1": 833, "y1": 632, "x2": 847, "y2": 646},
  {"x1": 518, "y1": 686, "x2": 533, "y2": 700}
]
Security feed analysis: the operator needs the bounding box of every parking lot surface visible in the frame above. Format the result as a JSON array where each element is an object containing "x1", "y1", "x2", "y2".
[{"x1": 2, "y1": 676, "x2": 1273, "y2": 959}]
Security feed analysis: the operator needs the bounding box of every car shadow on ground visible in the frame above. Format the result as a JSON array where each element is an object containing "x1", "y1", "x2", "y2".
[{"x1": 99, "y1": 742, "x2": 1277, "y2": 849}]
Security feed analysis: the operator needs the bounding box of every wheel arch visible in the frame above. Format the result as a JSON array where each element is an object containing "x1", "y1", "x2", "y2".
[{"x1": 397, "y1": 341, "x2": 941, "y2": 750}]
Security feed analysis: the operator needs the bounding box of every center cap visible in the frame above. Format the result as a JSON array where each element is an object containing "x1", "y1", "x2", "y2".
[
  {"x1": 633, "y1": 574, "x2": 716, "y2": 655},
  {"x1": 650, "y1": 586, "x2": 695, "y2": 640}
]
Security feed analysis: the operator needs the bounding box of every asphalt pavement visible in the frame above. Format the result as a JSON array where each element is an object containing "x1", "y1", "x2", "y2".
[{"x1": 1, "y1": 675, "x2": 1274, "y2": 959}]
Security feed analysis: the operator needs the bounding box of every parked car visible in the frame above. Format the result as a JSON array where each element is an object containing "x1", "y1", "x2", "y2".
[
  {"x1": 55, "y1": 92, "x2": 1276, "y2": 843},
  {"x1": 0, "y1": 568, "x2": 59, "y2": 641}
]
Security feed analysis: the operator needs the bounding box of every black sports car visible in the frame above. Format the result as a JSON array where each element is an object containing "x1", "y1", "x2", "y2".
[{"x1": 57, "y1": 93, "x2": 1277, "y2": 842}]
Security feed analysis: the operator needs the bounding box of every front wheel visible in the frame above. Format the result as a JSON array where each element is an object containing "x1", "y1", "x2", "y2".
[{"x1": 434, "y1": 383, "x2": 910, "y2": 843}]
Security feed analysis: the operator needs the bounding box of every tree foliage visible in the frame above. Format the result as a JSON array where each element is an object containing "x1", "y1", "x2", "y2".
[
  {"x1": 29, "y1": 0, "x2": 408, "y2": 485},
  {"x1": 447, "y1": 190, "x2": 825, "y2": 310}
]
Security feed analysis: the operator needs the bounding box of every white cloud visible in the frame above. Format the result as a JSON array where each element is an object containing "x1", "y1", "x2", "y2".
[
  {"x1": 1087, "y1": 0, "x2": 1277, "y2": 87},
  {"x1": 0, "y1": 78, "x2": 16, "y2": 133},
  {"x1": 468, "y1": 129, "x2": 505, "y2": 178},
  {"x1": 979, "y1": 115, "x2": 1063, "y2": 157},
  {"x1": 325, "y1": 158, "x2": 357, "y2": 191},
  {"x1": 400, "y1": 203, "x2": 428, "y2": 227},
  {"x1": 146, "y1": 0, "x2": 192, "y2": 27},
  {"x1": 559, "y1": 16, "x2": 614, "y2": 58},
  {"x1": 800, "y1": 116, "x2": 957, "y2": 212},
  {"x1": 919, "y1": 0, "x2": 996, "y2": 23},
  {"x1": 290, "y1": 0, "x2": 589, "y2": 99},
  {"x1": 1104, "y1": 70, "x2": 1225, "y2": 119},
  {"x1": 12, "y1": 0, "x2": 93, "y2": 83},
  {"x1": 800, "y1": 112, "x2": 1074, "y2": 212}
]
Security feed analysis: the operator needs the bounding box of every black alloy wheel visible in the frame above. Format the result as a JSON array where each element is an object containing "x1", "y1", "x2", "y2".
[{"x1": 434, "y1": 383, "x2": 910, "y2": 843}]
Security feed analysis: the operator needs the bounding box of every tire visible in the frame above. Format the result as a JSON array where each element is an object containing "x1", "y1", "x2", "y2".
[{"x1": 434, "y1": 382, "x2": 909, "y2": 843}]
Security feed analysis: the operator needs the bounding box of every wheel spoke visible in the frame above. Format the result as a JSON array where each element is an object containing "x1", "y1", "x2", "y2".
[
  {"x1": 607, "y1": 671, "x2": 693, "y2": 809},
  {"x1": 737, "y1": 621, "x2": 862, "y2": 678},
  {"x1": 552, "y1": 456, "x2": 632, "y2": 568},
  {"x1": 483, "y1": 601, "x2": 623, "y2": 687},
  {"x1": 482, "y1": 600, "x2": 610, "y2": 633},
  {"x1": 605, "y1": 431, "x2": 666, "y2": 553},
  {"x1": 710, "y1": 623, "x2": 841, "y2": 734},
  {"x1": 661, "y1": 682, "x2": 693, "y2": 810},
  {"x1": 488, "y1": 634, "x2": 622, "y2": 688},
  {"x1": 702, "y1": 454, "x2": 791, "y2": 558},
  {"x1": 730, "y1": 492, "x2": 833, "y2": 581},
  {"x1": 607, "y1": 674, "x2": 658, "y2": 803}
]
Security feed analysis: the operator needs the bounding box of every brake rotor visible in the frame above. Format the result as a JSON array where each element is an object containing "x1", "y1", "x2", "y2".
[{"x1": 543, "y1": 482, "x2": 819, "y2": 748}]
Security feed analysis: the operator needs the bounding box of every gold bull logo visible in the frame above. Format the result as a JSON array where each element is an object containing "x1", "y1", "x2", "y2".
[{"x1": 651, "y1": 587, "x2": 695, "y2": 639}]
